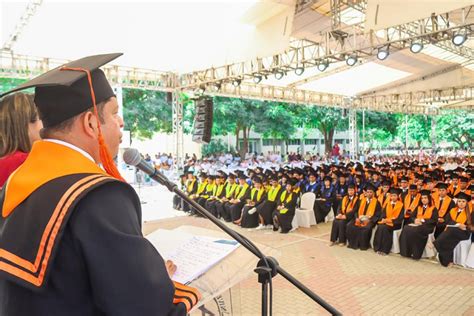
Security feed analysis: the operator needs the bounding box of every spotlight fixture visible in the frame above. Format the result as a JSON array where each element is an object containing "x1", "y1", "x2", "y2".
[
  {"x1": 317, "y1": 60, "x2": 329, "y2": 72},
  {"x1": 253, "y1": 74, "x2": 263, "y2": 84},
  {"x1": 410, "y1": 41, "x2": 423, "y2": 53},
  {"x1": 232, "y1": 78, "x2": 242, "y2": 87},
  {"x1": 345, "y1": 54, "x2": 358, "y2": 66},
  {"x1": 196, "y1": 85, "x2": 205, "y2": 94},
  {"x1": 274, "y1": 70, "x2": 285, "y2": 80},
  {"x1": 452, "y1": 29, "x2": 467, "y2": 46},
  {"x1": 295, "y1": 66, "x2": 305, "y2": 76},
  {"x1": 377, "y1": 46, "x2": 389, "y2": 60}
]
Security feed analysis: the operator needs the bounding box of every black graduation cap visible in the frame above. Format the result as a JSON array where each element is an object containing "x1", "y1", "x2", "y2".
[
  {"x1": 287, "y1": 178, "x2": 298, "y2": 186},
  {"x1": 468, "y1": 184, "x2": 474, "y2": 191},
  {"x1": 381, "y1": 179, "x2": 391, "y2": 186},
  {"x1": 347, "y1": 183, "x2": 356, "y2": 189},
  {"x1": 455, "y1": 191, "x2": 471, "y2": 201},
  {"x1": 400, "y1": 176, "x2": 409, "y2": 182},
  {"x1": 389, "y1": 188, "x2": 402, "y2": 195},
  {"x1": 364, "y1": 183, "x2": 376, "y2": 192},
  {"x1": 459, "y1": 176, "x2": 469, "y2": 183},
  {"x1": 420, "y1": 189, "x2": 431, "y2": 196},
  {"x1": 252, "y1": 176, "x2": 263, "y2": 184},
  {"x1": 435, "y1": 182, "x2": 448, "y2": 190},
  {"x1": 323, "y1": 176, "x2": 332, "y2": 182},
  {"x1": 409, "y1": 184, "x2": 417, "y2": 190},
  {"x1": 1, "y1": 53, "x2": 122, "y2": 128}
]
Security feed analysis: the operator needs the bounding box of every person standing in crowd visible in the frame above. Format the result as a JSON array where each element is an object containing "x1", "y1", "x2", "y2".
[
  {"x1": 373, "y1": 188, "x2": 405, "y2": 255},
  {"x1": 0, "y1": 92, "x2": 42, "y2": 188},
  {"x1": 346, "y1": 184, "x2": 382, "y2": 250},
  {"x1": 330, "y1": 183, "x2": 359, "y2": 246},
  {"x1": 399, "y1": 190, "x2": 438, "y2": 260},
  {"x1": 0, "y1": 54, "x2": 199, "y2": 315},
  {"x1": 273, "y1": 178, "x2": 298, "y2": 233},
  {"x1": 434, "y1": 192, "x2": 473, "y2": 267}
]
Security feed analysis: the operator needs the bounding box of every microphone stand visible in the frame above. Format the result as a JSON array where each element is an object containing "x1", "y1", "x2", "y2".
[{"x1": 148, "y1": 168, "x2": 341, "y2": 316}]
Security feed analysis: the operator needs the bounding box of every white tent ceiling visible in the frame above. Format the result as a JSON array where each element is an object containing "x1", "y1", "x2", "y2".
[{"x1": 1, "y1": 0, "x2": 474, "y2": 106}]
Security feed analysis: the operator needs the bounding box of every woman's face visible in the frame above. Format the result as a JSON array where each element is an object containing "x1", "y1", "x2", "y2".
[
  {"x1": 421, "y1": 195, "x2": 429, "y2": 205},
  {"x1": 28, "y1": 118, "x2": 43, "y2": 144}
]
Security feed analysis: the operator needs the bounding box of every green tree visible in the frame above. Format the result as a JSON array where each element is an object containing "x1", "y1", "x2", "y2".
[
  {"x1": 435, "y1": 110, "x2": 474, "y2": 149},
  {"x1": 395, "y1": 114, "x2": 431, "y2": 148},
  {"x1": 123, "y1": 89, "x2": 172, "y2": 139},
  {"x1": 0, "y1": 78, "x2": 27, "y2": 94},
  {"x1": 358, "y1": 111, "x2": 398, "y2": 149}
]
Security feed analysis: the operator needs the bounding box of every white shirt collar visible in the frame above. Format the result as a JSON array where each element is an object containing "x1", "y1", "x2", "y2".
[{"x1": 44, "y1": 139, "x2": 95, "y2": 163}]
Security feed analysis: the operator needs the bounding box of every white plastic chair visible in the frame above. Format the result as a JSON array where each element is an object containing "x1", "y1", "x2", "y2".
[
  {"x1": 453, "y1": 234, "x2": 472, "y2": 267},
  {"x1": 465, "y1": 242, "x2": 474, "y2": 269},
  {"x1": 391, "y1": 229, "x2": 403, "y2": 253},
  {"x1": 325, "y1": 208, "x2": 335, "y2": 223},
  {"x1": 294, "y1": 192, "x2": 316, "y2": 228}
]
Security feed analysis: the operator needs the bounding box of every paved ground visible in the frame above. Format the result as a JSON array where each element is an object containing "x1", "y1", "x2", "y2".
[{"x1": 138, "y1": 185, "x2": 474, "y2": 316}]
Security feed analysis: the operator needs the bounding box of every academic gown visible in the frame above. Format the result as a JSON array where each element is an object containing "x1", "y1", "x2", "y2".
[
  {"x1": 314, "y1": 186, "x2": 336, "y2": 223},
  {"x1": 330, "y1": 196, "x2": 359, "y2": 244},
  {"x1": 434, "y1": 197, "x2": 456, "y2": 238},
  {"x1": 240, "y1": 189, "x2": 267, "y2": 228},
  {"x1": 182, "y1": 181, "x2": 198, "y2": 213},
  {"x1": 0, "y1": 182, "x2": 187, "y2": 316},
  {"x1": 205, "y1": 184, "x2": 227, "y2": 218},
  {"x1": 273, "y1": 191, "x2": 298, "y2": 233},
  {"x1": 346, "y1": 199, "x2": 382, "y2": 250},
  {"x1": 227, "y1": 186, "x2": 251, "y2": 222},
  {"x1": 172, "y1": 181, "x2": 187, "y2": 210},
  {"x1": 399, "y1": 206, "x2": 438, "y2": 260},
  {"x1": 257, "y1": 187, "x2": 282, "y2": 226},
  {"x1": 433, "y1": 209, "x2": 473, "y2": 266},
  {"x1": 373, "y1": 201, "x2": 405, "y2": 254},
  {"x1": 333, "y1": 183, "x2": 348, "y2": 216}
]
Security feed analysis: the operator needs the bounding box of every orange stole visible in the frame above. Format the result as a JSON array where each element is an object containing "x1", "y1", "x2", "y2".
[
  {"x1": 404, "y1": 193, "x2": 420, "y2": 218},
  {"x1": 381, "y1": 201, "x2": 404, "y2": 226},
  {"x1": 434, "y1": 196, "x2": 452, "y2": 217},
  {"x1": 448, "y1": 207, "x2": 469, "y2": 225},
  {"x1": 358, "y1": 198, "x2": 378, "y2": 217},
  {"x1": 377, "y1": 193, "x2": 389, "y2": 208},
  {"x1": 341, "y1": 196, "x2": 358, "y2": 214},
  {"x1": 415, "y1": 206, "x2": 435, "y2": 220}
]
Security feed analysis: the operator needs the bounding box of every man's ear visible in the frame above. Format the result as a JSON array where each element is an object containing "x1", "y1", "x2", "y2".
[{"x1": 81, "y1": 111, "x2": 99, "y2": 138}]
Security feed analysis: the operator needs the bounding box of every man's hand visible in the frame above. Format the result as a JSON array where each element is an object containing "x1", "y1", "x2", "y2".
[
  {"x1": 166, "y1": 260, "x2": 177, "y2": 278},
  {"x1": 438, "y1": 218, "x2": 445, "y2": 223}
]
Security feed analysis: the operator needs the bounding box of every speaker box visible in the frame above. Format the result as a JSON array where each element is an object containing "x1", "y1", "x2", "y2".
[{"x1": 192, "y1": 98, "x2": 213, "y2": 144}]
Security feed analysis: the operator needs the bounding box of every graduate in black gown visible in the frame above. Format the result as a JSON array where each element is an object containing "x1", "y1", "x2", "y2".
[
  {"x1": 189, "y1": 172, "x2": 208, "y2": 214},
  {"x1": 205, "y1": 173, "x2": 227, "y2": 218},
  {"x1": 238, "y1": 176, "x2": 266, "y2": 228},
  {"x1": 399, "y1": 190, "x2": 438, "y2": 260},
  {"x1": 434, "y1": 192, "x2": 473, "y2": 267},
  {"x1": 373, "y1": 188, "x2": 405, "y2": 255},
  {"x1": 215, "y1": 173, "x2": 238, "y2": 220},
  {"x1": 182, "y1": 172, "x2": 198, "y2": 213},
  {"x1": 333, "y1": 172, "x2": 349, "y2": 216},
  {"x1": 227, "y1": 177, "x2": 251, "y2": 222},
  {"x1": 346, "y1": 183, "x2": 382, "y2": 250},
  {"x1": 256, "y1": 175, "x2": 282, "y2": 229},
  {"x1": 433, "y1": 182, "x2": 455, "y2": 238},
  {"x1": 303, "y1": 171, "x2": 319, "y2": 194},
  {"x1": 273, "y1": 179, "x2": 299, "y2": 233},
  {"x1": 172, "y1": 173, "x2": 187, "y2": 210},
  {"x1": 196, "y1": 174, "x2": 215, "y2": 210},
  {"x1": 314, "y1": 176, "x2": 336, "y2": 223},
  {"x1": 330, "y1": 184, "x2": 359, "y2": 245}
]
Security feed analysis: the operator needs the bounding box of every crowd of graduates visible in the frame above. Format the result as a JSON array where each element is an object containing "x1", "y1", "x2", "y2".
[{"x1": 173, "y1": 158, "x2": 473, "y2": 268}]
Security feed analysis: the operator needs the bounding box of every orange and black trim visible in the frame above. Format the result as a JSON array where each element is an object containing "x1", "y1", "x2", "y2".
[
  {"x1": 173, "y1": 281, "x2": 202, "y2": 313},
  {"x1": 0, "y1": 173, "x2": 115, "y2": 290}
]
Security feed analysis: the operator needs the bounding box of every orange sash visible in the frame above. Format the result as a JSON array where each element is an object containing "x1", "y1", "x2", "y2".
[
  {"x1": 448, "y1": 207, "x2": 469, "y2": 225},
  {"x1": 358, "y1": 198, "x2": 377, "y2": 218},
  {"x1": 341, "y1": 195, "x2": 358, "y2": 214},
  {"x1": 415, "y1": 205, "x2": 435, "y2": 220},
  {"x1": 434, "y1": 196, "x2": 452, "y2": 218},
  {"x1": 382, "y1": 201, "x2": 404, "y2": 226}
]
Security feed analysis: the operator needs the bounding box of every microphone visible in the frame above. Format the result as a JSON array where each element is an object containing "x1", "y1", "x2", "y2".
[{"x1": 122, "y1": 148, "x2": 177, "y2": 192}]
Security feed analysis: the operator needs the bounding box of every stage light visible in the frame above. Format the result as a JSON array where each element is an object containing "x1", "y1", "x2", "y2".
[
  {"x1": 253, "y1": 74, "x2": 263, "y2": 84},
  {"x1": 452, "y1": 29, "x2": 467, "y2": 46},
  {"x1": 232, "y1": 78, "x2": 241, "y2": 87},
  {"x1": 346, "y1": 54, "x2": 358, "y2": 66},
  {"x1": 274, "y1": 70, "x2": 285, "y2": 80},
  {"x1": 410, "y1": 41, "x2": 423, "y2": 53},
  {"x1": 295, "y1": 66, "x2": 305, "y2": 76},
  {"x1": 317, "y1": 60, "x2": 328, "y2": 72},
  {"x1": 377, "y1": 46, "x2": 389, "y2": 60}
]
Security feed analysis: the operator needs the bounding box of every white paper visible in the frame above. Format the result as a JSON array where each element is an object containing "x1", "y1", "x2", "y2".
[{"x1": 146, "y1": 230, "x2": 240, "y2": 284}]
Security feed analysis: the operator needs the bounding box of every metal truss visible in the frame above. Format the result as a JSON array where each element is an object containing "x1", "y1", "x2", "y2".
[
  {"x1": 2, "y1": 0, "x2": 43, "y2": 51},
  {"x1": 179, "y1": 5, "x2": 474, "y2": 90},
  {"x1": 0, "y1": 50, "x2": 174, "y2": 91}
]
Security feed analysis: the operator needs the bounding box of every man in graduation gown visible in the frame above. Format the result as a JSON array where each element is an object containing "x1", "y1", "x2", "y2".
[
  {"x1": 205, "y1": 173, "x2": 227, "y2": 218},
  {"x1": 433, "y1": 182, "x2": 456, "y2": 238},
  {"x1": 238, "y1": 176, "x2": 266, "y2": 228},
  {"x1": 330, "y1": 184, "x2": 359, "y2": 246},
  {"x1": 227, "y1": 176, "x2": 250, "y2": 222},
  {"x1": 256, "y1": 175, "x2": 282, "y2": 229},
  {"x1": 0, "y1": 54, "x2": 200, "y2": 315},
  {"x1": 216, "y1": 173, "x2": 238, "y2": 221},
  {"x1": 373, "y1": 188, "x2": 405, "y2": 255},
  {"x1": 182, "y1": 171, "x2": 198, "y2": 213},
  {"x1": 433, "y1": 192, "x2": 473, "y2": 267},
  {"x1": 314, "y1": 176, "x2": 336, "y2": 223},
  {"x1": 399, "y1": 190, "x2": 438, "y2": 260},
  {"x1": 346, "y1": 183, "x2": 381, "y2": 250},
  {"x1": 173, "y1": 173, "x2": 187, "y2": 210},
  {"x1": 403, "y1": 184, "x2": 420, "y2": 224},
  {"x1": 273, "y1": 179, "x2": 298, "y2": 234}
]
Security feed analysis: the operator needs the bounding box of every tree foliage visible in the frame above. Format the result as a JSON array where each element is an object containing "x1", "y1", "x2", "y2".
[{"x1": 435, "y1": 110, "x2": 474, "y2": 149}]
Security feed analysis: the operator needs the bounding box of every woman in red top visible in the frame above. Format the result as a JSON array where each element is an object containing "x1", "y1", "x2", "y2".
[{"x1": 0, "y1": 92, "x2": 42, "y2": 187}]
